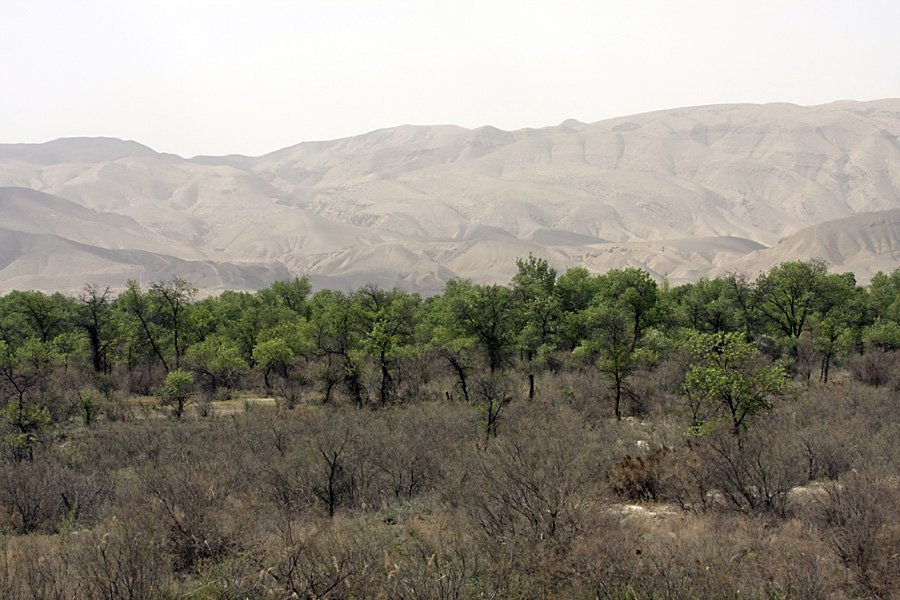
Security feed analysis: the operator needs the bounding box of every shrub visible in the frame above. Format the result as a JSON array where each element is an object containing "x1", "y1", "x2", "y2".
[{"x1": 606, "y1": 447, "x2": 671, "y2": 502}]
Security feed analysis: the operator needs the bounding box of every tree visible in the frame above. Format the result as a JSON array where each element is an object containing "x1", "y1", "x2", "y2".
[
  {"x1": 119, "y1": 280, "x2": 170, "y2": 372},
  {"x1": 554, "y1": 266, "x2": 602, "y2": 316},
  {"x1": 868, "y1": 268, "x2": 900, "y2": 321},
  {"x1": 308, "y1": 290, "x2": 366, "y2": 405},
  {"x1": 262, "y1": 276, "x2": 313, "y2": 317},
  {"x1": 810, "y1": 282, "x2": 865, "y2": 382},
  {"x1": 723, "y1": 272, "x2": 764, "y2": 341},
  {"x1": 254, "y1": 321, "x2": 313, "y2": 406},
  {"x1": 350, "y1": 285, "x2": 420, "y2": 407},
  {"x1": 423, "y1": 295, "x2": 478, "y2": 403},
  {"x1": 186, "y1": 335, "x2": 248, "y2": 394},
  {"x1": 442, "y1": 280, "x2": 515, "y2": 374},
  {"x1": 573, "y1": 304, "x2": 647, "y2": 419},
  {"x1": 756, "y1": 259, "x2": 851, "y2": 341},
  {"x1": 149, "y1": 278, "x2": 197, "y2": 370},
  {"x1": 160, "y1": 369, "x2": 193, "y2": 419},
  {"x1": 683, "y1": 331, "x2": 790, "y2": 434},
  {"x1": 676, "y1": 277, "x2": 740, "y2": 334},
  {"x1": 511, "y1": 254, "x2": 561, "y2": 399},
  {"x1": 596, "y1": 267, "x2": 659, "y2": 351},
  {"x1": 76, "y1": 283, "x2": 117, "y2": 374},
  {"x1": 0, "y1": 339, "x2": 57, "y2": 460},
  {"x1": 254, "y1": 338, "x2": 295, "y2": 391},
  {"x1": 4, "y1": 290, "x2": 72, "y2": 344}
]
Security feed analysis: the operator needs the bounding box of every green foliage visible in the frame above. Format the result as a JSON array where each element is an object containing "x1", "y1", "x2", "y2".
[
  {"x1": 76, "y1": 389, "x2": 99, "y2": 425},
  {"x1": 261, "y1": 276, "x2": 312, "y2": 316},
  {"x1": 253, "y1": 337, "x2": 294, "y2": 374},
  {"x1": 684, "y1": 331, "x2": 790, "y2": 434},
  {"x1": 756, "y1": 259, "x2": 856, "y2": 340},
  {"x1": 441, "y1": 279, "x2": 515, "y2": 374},
  {"x1": 511, "y1": 254, "x2": 561, "y2": 398},
  {"x1": 1, "y1": 396, "x2": 51, "y2": 461},
  {"x1": 554, "y1": 266, "x2": 601, "y2": 315},
  {"x1": 676, "y1": 277, "x2": 740, "y2": 333},
  {"x1": 160, "y1": 368, "x2": 194, "y2": 419},
  {"x1": 187, "y1": 335, "x2": 248, "y2": 392},
  {"x1": 863, "y1": 318, "x2": 900, "y2": 352},
  {"x1": 573, "y1": 304, "x2": 654, "y2": 418}
]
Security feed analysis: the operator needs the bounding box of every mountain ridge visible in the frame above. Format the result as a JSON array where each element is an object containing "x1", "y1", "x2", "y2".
[{"x1": 1, "y1": 99, "x2": 899, "y2": 294}]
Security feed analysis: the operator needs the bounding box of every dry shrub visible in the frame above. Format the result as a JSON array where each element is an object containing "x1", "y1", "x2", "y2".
[
  {"x1": 793, "y1": 381, "x2": 900, "y2": 478},
  {"x1": 570, "y1": 509, "x2": 843, "y2": 599},
  {"x1": 359, "y1": 403, "x2": 472, "y2": 508},
  {"x1": 143, "y1": 448, "x2": 250, "y2": 571},
  {"x1": 606, "y1": 447, "x2": 671, "y2": 502},
  {"x1": 848, "y1": 349, "x2": 900, "y2": 388},
  {"x1": 658, "y1": 414, "x2": 808, "y2": 516},
  {"x1": 794, "y1": 384, "x2": 864, "y2": 480},
  {"x1": 556, "y1": 368, "x2": 610, "y2": 421},
  {"x1": 71, "y1": 514, "x2": 172, "y2": 599},
  {"x1": 809, "y1": 470, "x2": 900, "y2": 598},
  {"x1": 696, "y1": 424, "x2": 807, "y2": 515},
  {"x1": 263, "y1": 515, "x2": 386, "y2": 599},
  {"x1": 466, "y1": 403, "x2": 600, "y2": 549},
  {"x1": 0, "y1": 458, "x2": 69, "y2": 534},
  {"x1": 384, "y1": 510, "x2": 511, "y2": 600},
  {"x1": 656, "y1": 441, "x2": 717, "y2": 513},
  {"x1": 0, "y1": 534, "x2": 73, "y2": 600},
  {"x1": 125, "y1": 364, "x2": 166, "y2": 396},
  {"x1": 627, "y1": 359, "x2": 687, "y2": 418}
]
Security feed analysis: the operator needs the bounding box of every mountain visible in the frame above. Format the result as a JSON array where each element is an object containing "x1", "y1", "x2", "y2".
[
  {"x1": 732, "y1": 209, "x2": 900, "y2": 282},
  {"x1": 1, "y1": 99, "x2": 899, "y2": 294}
]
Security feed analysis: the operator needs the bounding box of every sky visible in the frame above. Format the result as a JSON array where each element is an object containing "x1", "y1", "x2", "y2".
[{"x1": 2, "y1": 0, "x2": 899, "y2": 158}]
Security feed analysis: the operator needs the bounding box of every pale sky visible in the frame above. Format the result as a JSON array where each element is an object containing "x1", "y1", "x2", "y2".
[{"x1": 2, "y1": 0, "x2": 899, "y2": 158}]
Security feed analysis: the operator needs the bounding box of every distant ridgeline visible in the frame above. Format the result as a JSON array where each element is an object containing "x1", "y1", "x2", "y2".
[{"x1": 3, "y1": 101, "x2": 900, "y2": 295}]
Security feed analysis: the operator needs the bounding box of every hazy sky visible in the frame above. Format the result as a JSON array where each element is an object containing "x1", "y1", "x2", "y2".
[{"x1": 3, "y1": 0, "x2": 899, "y2": 158}]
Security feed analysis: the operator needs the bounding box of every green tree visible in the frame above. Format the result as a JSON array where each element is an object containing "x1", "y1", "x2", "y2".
[
  {"x1": 862, "y1": 319, "x2": 900, "y2": 352},
  {"x1": 423, "y1": 295, "x2": 478, "y2": 403},
  {"x1": 253, "y1": 321, "x2": 313, "y2": 405},
  {"x1": 119, "y1": 280, "x2": 170, "y2": 372},
  {"x1": 684, "y1": 331, "x2": 790, "y2": 434},
  {"x1": 186, "y1": 334, "x2": 248, "y2": 393},
  {"x1": 149, "y1": 278, "x2": 197, "y2": 370},
  {"x1": 723, "y1": 272, "x2": 765, "y2": 341},
  {"x1": 756, "y1": 259, "x2": 850, "y2": 341},
  {"x1": 511, "y1": 254, "x2": 560, "y2": 400},
  {"x1": 160, "y1": 368, "x2": 193, "y2": 419},
  {"x1": 253, "y1": 337, "x2": 295, "y2": 390},
  {"x1": 260, "y1": 276, "x2": 313, "y2": 317},
  {"x1": 554, "y1": 266, "x2": 602, "y2": 316},
  {"x1": 676, "y1": 276, "x2": 740, "y2": 334},
  {"x1": 0, "y1": 339, "x2": 58, "y2": 460},
  {"x1": 441, "y1": 279, "x2": 515, "y2": 374},
  {"x1": 4, "y1": 290, "x2": 73, "y2": 344},
  {"x1": 868, "y1": 268, "x2": 900, "y2": 321},
  {"x1": 573, "y1": 304, "x2": 649, "y2": 419},
  {"x1": 809, "y1": 282, "x2": 865, "y2": 382},
  {"x1": 596, "y1": 267, "x2": 659, "y2": 350},
  {"x1": 76, "y1": 283, "x2": 117, "y2": 374},
  {"x1": 308, "y1": 290, "x2": 366, "y2": 405}
]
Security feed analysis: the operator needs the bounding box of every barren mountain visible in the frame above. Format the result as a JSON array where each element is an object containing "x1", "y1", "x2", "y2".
[
  {"x1": 1, "y1": 99, "x2": 899, "y2": 294},
  {"x1": 732, "y1": 209, "x2": 900, "y2": 282}
]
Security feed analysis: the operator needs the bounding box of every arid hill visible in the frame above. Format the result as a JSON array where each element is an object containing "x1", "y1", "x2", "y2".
[{"x1": 1, "y1": 99, "x2": 899, "y2": 294}]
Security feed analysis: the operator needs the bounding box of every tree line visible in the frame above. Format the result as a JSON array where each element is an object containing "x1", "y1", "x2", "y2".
[{"x1": 1, "y1": 257, "x2": 898, "y2": 438}]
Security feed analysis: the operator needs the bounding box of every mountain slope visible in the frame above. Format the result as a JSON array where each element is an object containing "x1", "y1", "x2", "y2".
[
  {"x1": 733, "y1": 209, "x2": 900, "y2": 282},
  {"x1": 0, "y1": 100, "x2": 899, "y2": 293}
]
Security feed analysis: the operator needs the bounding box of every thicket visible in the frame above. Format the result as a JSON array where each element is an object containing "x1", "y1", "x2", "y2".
[{"x1": 1, "y1": 257, "x2": 899, "y2": 598}]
